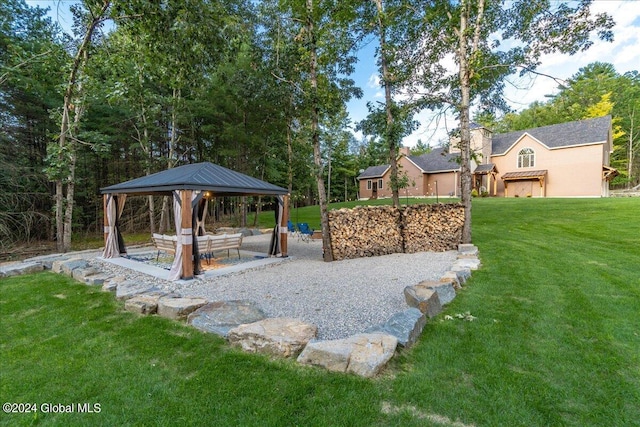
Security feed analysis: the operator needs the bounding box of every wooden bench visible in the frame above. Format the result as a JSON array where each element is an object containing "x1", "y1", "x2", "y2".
[
  {"x1": 153, "y1": 232, "x2": 243, "y2": 263},
  {"x1": 152, "y1": 233, "x2": 177, "y2": 260},
  {"x1": 205, "y1": 232, "x2": 243, "y2": 259}
]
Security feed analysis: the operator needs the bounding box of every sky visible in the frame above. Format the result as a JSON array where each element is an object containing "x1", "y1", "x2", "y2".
[
  {"x1": 348, "y1": 1, "x2": 640, "y2": 147},
  {"x1": 27, "y1": 0, "x2": 640, "y2": 148}
]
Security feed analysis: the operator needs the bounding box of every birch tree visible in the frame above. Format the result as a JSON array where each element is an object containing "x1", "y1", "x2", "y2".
[{"x1": 45, "y1": 0, "x2": 111, "y2": 252}]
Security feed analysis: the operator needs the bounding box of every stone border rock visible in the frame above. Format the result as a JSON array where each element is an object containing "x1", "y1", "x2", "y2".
[{"x1": 3, "y1": 243, "x2": 481, "y2": 378}]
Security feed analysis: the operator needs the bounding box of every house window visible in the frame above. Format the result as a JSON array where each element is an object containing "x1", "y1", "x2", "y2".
[
  {"x1": 518, "y1": 148, "x2": 535, "y2": 168},
  {"x1": 366, "y1": 180, "x2": 372, "y2": 190},
  {"x1": 378, "y1": 179, "x2": 383, "y2": 189}
]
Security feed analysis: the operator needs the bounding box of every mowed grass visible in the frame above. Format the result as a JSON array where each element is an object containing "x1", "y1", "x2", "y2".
[{"x1": 1, "y1": 198, "x2": 639, "y2": 426}]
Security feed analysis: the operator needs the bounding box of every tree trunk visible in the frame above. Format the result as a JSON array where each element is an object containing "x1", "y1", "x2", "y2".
[
  {"x1": 374, "y1": 0, "x2": 400, "y2": 208},
  {"x1": 55, "y1": 1, "x2": 110, "y2": 252},
  {"x1": 456, "y1": 0, "x2": 483, "y2": 244},
  {"x1": 307, "y1": 0, "x2": 333, "y2": 261},
  {"x1": 629, "y1": 108, "x2": 635, "y2": 189}
]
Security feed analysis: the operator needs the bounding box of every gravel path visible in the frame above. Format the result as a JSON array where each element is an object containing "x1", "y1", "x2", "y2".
[{"x1": 93, "y1": 233, "x2": 458, "y2": 340}]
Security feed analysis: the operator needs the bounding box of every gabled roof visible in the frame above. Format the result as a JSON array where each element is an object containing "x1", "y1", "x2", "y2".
[
  {"x1": 358, "y1": 164, "x2": 390, "y2": 179},
  {"x1": 100, "y1": 162, "x2": 288, "y2": 196},
  {"x1": 357, "y1": 147, "x2": 460, "y2": 181},
  {"x1": 474, "y1": 163, "x2": 497, "y2": 174},
  {"x1": 408, "y1": 147, "x2": 460, "y2": 173},
  {"x1": 492, "y1": 116, "x2": 611, "y2": 156}
]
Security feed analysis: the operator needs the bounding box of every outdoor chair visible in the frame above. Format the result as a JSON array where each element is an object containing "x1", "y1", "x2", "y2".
[
  {"x1": 297, "y1": 222, "x2": 314, "y2": 242},
  {"x1": 287, "y1": 220, "x2": 297, "y2": 237}
]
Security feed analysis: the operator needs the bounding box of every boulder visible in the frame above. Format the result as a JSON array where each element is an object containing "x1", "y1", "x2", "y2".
[
  {"x1": 418, "y1": 280, "x2": 456, "y2": 306},
  {"x1": 125, "y1": 294, "x2": 161, "y2": 315},
  {"x1": 72, "y1": 267, "x2": 100, "y2": 282},
  {"x1": 157, "y1": 296, "x2": 207, "y2": 320},
  {"x1": 450, "y1": 265, "x2": 471, "y2": 284},
  {"x1": 187, "y1": 300, "x2": 266, "y2": 338},
  {"x1": 102, "y1": 276, "x2": 124, "y2": 292},
  {"x1": 365, "y1": 308, "x2": 426, "y2": 348},
  {"x1": 0, "y1": 261, "x2": 44, "y2": 278},
  {"x1": 458, "y1": 243, "x2": 478, "y2": 256},
  {"x1": 440, "y1": 271, "x2": 461, "y2": 289},
  {"x1": 83, "y1": 274, "x2": 110, "y2": 286},
  {"x1": 403, "y1": 286, "x2": 442, "y2": 318},
  {"x1": 453, "y1": 257, "x2": 481, "y2": 271},
  {"x1": 115, "y1": 281, "x2": 160, "y2": 301},
  {"x1": 228, "y1": 318, "x2": 317, "y2": 358},
  {"x1": 53, "y1": 258, "x2": 88, "y2": 276},
  {"x1": 297, "y1": 333, "x2": 398, "y2": 378}
]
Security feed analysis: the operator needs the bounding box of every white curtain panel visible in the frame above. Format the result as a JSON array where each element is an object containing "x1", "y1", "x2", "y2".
[{"x1": 102, "y1": 195, "x2": 119, "y2": 258}]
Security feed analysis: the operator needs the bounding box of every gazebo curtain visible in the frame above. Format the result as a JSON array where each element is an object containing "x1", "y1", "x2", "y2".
[
  {"x1": 103, "y1": 194, "x2": 127, "y2": 258},
  {"x1": 268, "y1": 195, "x2": 284, "y2": 256}
]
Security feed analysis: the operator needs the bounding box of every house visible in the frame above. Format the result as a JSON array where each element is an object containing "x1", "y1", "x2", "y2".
[{"x1": 357, "y1": 115, "x2": 617, "y2": 198}]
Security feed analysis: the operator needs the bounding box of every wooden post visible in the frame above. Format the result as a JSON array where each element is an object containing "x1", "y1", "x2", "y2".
[
  {"x1": 181, "y1": 190, "x2": 194, "y2": 280},
  {"x1": 280, "y1": 194, "x2": 289, "y2": 257},
  {"x1": 504, "y1": 182, "x2": 508, "y2": 198},
  {"x1": 493, "y1": 172, "x2": 497, "y2": 196},
  {"x1": 103, "y1": 194, "x2": 109, "y2": 246}
]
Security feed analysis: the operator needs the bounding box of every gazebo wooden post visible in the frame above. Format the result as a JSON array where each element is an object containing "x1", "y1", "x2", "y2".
[
  {"x1": 103, "y1": 194, "x2": 109, "y2": 246},
  {"x1": 181, "y1": 190, "x2": 194, "y2": 280},
  {"x1": 280, "y1": 194, "x2": 289, "y2": 257}
]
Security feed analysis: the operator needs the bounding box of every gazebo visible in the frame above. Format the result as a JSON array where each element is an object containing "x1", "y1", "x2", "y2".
[{"x1": 100, "y1": 162, "x2": 289, "y2": 281}]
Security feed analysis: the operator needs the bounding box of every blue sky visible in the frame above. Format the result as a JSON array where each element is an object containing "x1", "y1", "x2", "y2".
[
  {"x1": 348, "y1": 1, "x2": 640, "y2": 147},
  {"x1": 27, "y1": 0, "x2": 640, "y2": 148}
]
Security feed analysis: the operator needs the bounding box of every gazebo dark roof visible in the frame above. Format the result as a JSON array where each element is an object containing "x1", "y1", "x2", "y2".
[{"x1": 100, "y1": 162, "x2": 288, "y2": 196}]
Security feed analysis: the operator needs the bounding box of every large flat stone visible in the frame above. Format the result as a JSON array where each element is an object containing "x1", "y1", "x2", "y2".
[
  {"x1": 440, "y1": 271, "x2": 461, "y2": 289},
  {"x1": 228, "y1": 318, "x2": 317, "y2": 358},
  {"x1": 187, "y1": 300, "x2": 266, "y2": 338},
  {"x1": 157, "y1": 297, "x2": 208, "y2": 320},
  {"x1": 366, "y1": 308, "x2": 426, "y2": 348},
  {"x1": 297, "y1": 333, "x2": 398, "y2": 378},
  {"x1": 60, "y1": 258, "x2": 89, "y2": 277},
  {"x1": 417, "y1": 280, "x2": 457, "y2": 306},
  {"x1": 403, "y1": 285, "x2": 442, "y2": 318},
  {"x1": 72, "y1": 267, "x2": 100, "y2": 282},
  {"x1": 115, "y1": 281, "x2": 160, "y2": 301},
  {"x1": 83, "y1": 274, "x2": 110, "y2": 286},
  {"x1": 458, "y1": 243, "x2": 478, "y2": 256},
  {"x1": 450, "y1": 265, "x2": 471, "y2": 284},
  {"x1": 125, "y1": 294, "x2": 161, "y2": 315},
  {"x1": 453, "y1": 257, "x2": 481, "y2": 270},
  {"x1": 51, "y1": 258, "x2": 88, "y2": 276},
  {"x1": 0, "y1": 261, "x2": 44, "y2": 278}
]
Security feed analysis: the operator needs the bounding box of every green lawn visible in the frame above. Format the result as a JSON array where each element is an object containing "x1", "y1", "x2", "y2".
[{"x1": 1, "y1": 198, "x2": 639, "y2": 426}]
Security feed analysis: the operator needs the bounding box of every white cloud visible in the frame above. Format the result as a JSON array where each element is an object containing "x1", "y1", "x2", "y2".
[{"x1": 352, "y1": 2, "x2": 640, "y2": 147}]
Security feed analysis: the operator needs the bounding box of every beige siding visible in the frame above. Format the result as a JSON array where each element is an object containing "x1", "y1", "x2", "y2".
[
  {"x1": 425, "y1": 172, "x2": 458, "y2": 196},
  {"x1": 491, "y1": 135, "x2": 606, "y2": 197}
]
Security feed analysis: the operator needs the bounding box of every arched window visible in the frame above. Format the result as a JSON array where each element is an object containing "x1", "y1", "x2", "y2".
[{"x1": 518, "y1": 148, "x2": 535, "y2": 168}]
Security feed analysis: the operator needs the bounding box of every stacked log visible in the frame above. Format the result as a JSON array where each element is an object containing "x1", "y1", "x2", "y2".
[
  {"x1": 328, "y1": 203, "x2": 465, "y2": 261},
  {"x1": 328, "y1": 205, "x2": 402, "y2": 260},
  {"x1": 402, "y1": 204, "x2": 465, "y2": 253}
]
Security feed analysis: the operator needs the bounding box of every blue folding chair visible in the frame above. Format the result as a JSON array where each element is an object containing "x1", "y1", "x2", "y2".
[
  {"x1": 297, "y1": 222, "x2": 314, "y2": 242},
  {"x1": 287, "y1": 220, "x2": 297, "y2": 237}
]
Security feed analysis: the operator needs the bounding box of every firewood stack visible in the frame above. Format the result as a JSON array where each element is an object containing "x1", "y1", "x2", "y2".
[
  {"x1": 328, "y1": 203, "x2": 465, "y2": 261},
  {"x1": 402, "y1": 204, "x2": 465, "y2": 253},
  {"x1": 328, "y1": 205, "x2": 403, "y2": 260}
]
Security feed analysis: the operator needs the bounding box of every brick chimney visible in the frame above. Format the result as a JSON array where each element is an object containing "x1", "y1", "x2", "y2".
[{"x1": 399, "y1": 146, "x2": 411, "y2": 156}]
